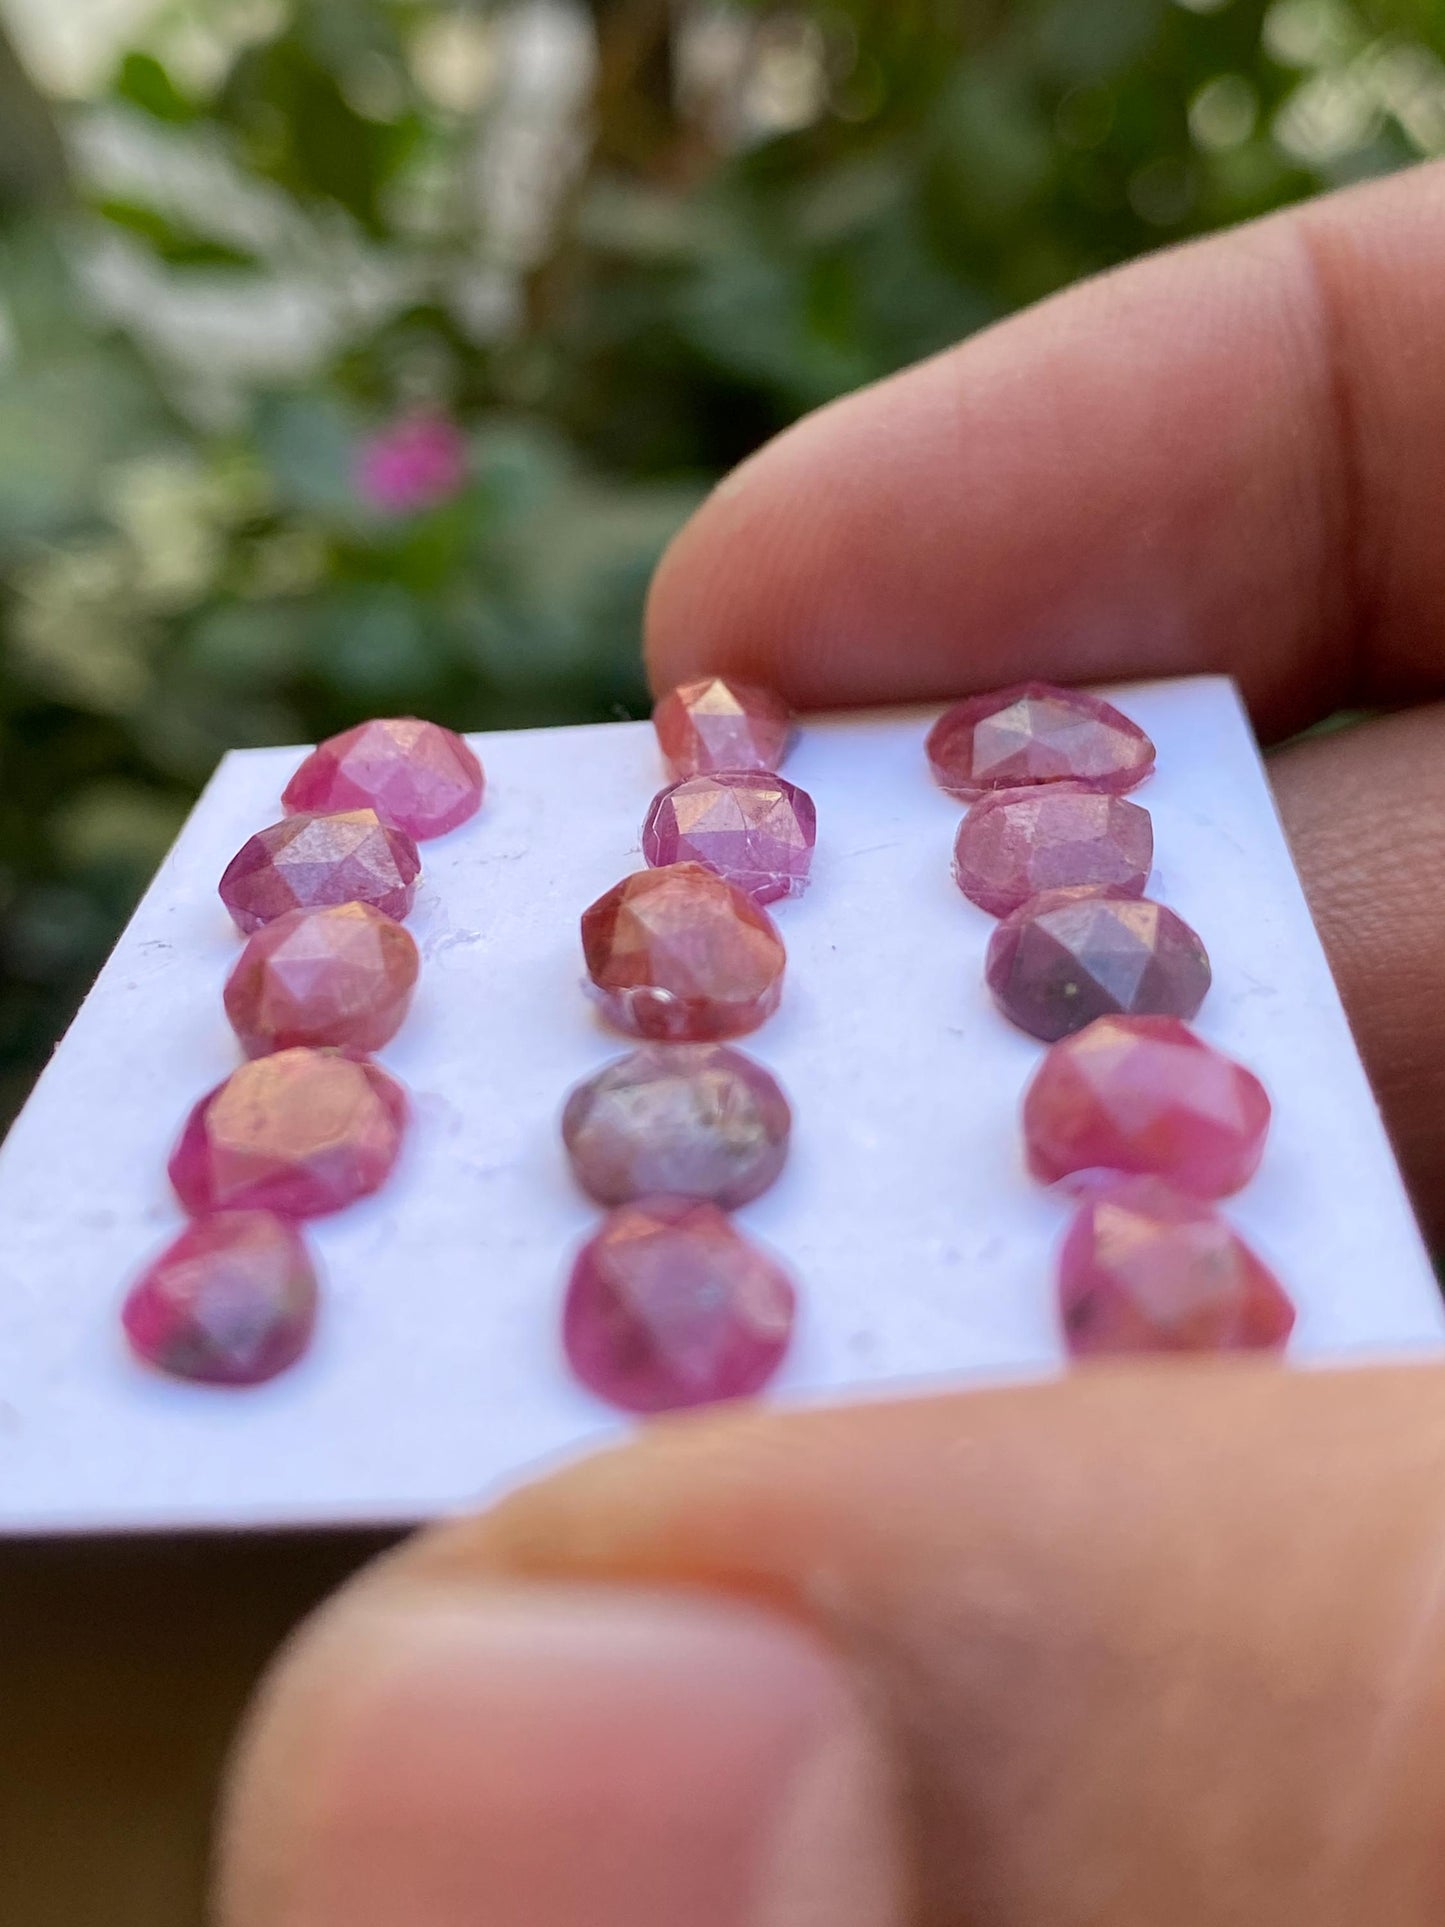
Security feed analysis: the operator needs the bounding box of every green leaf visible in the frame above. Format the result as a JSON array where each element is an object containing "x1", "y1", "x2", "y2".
[
  {"x1": 304, "y1": 583, "x2": 436, "y2": 697},
  {"x1": 0, "y1": 352, "x2": 166, "y2": 542},
  {"x1": 113, "y1": 51, "x2": 198, "y2": 125},
  {"x1": 91, "y1": 199, "x2": 258, "y2": 269},
  {"x1": 252, "y1": 391, "x2": 362, "y2": 518}
]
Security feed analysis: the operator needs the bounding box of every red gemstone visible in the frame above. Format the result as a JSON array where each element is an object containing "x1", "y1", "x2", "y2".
[
  {"x1": 653, "y1": 677, "x2": 793, "y2": 780},
  {"x1": 1024, "y1": 1015, "x2": 1271, "y2": 1198},
  {"x1": 169, "y1": 1048, "x2": 407, "y2": 1218},
  {"x1": 219, "y1": 810, "x2": 420, "y2": 934},
  {"x1": 1058, "y1": 1176, "x2": 1295, "y2": 1357},
  {"x1": 581, "y1": 864, "x2": 786, "y2": 1042},
  {"x1": 563, "y1": 1044, "x2": 791, "y2": 1207},
  {"x1": 642, "y1": 771, "x2": 816, "y2": 904},
  {"x1": 224, "y1": 901, "x2": 420, "y2": 1058},
  {"x1": 283, "y1": 717, "x2": 484, "y2": 840},
  {"x1": 927, "y1": 683, "x2": 1155, "y2": 800},
  {"x1": 953, "y1": 784, "x2": 1152, "y2": 917},
  {"x1": 986, "y1": 887, "x2": 1210, "y2": 1041},
  {"x1": 563, "y1": 1196, "x2": 795, "y2": 1413},
  {"x1": 122, "y1": 1211, "x2": 318, "y2": 1385}
]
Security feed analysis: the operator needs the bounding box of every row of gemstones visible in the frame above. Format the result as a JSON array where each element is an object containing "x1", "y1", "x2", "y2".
[
  {"x1": 559, "y1": 680, "x2": 813, "y2": 1411},
  {"x1": 929, "y1": 683, "x2": 1294, "y2": 1354},
  {"x1": 121, "y1": 720, "x2": 485, "y2": 1383}
]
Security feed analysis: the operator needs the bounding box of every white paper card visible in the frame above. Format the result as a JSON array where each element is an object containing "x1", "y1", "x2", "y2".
[{"x1": 0, "y1": 677, "x2": 1437, "y2": 1534}]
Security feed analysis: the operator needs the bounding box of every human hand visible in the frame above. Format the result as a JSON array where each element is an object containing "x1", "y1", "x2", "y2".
[{"x1": 217, "y1": 160, "x2": 1445, "y2": 1927}]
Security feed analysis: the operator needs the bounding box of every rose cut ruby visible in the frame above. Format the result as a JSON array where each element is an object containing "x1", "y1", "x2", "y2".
[
  {"x1": 986, "y1": 887, "x2": 1211, "y2": 1041},
  {"x1": 564, "y1": 1196, "x2": 796, "y2": 1413},
  {"x1": 581, "y1": 864, "x2": 786, "y2": 1041},
  {"x1": 169, "y1": 1048, "x2": 407, "y2": 1218},
  {"x1": 642, "y1": 770, "x2": 816, "y2": 904},
  {"x1": 1024, "y1": 1015, "x2": 1271, "y2": 1198},
  {"x1": 562, "y1": 1044, "x2": 791, "y2": 1208},
  {"x1": 653, "y1": 677, "x2": 793, "y2": 780},
  {"x1": 953, "y1": 785, "x2": 1152, "y2": 917},
  {"x1": 219, "y1": 809, "x2": 420, "y2": 933},
  {"x1": 122, "y1": 1211, "x2": 318, "y2": 1385},
  {"x1": 224, "y1": 901, "x2": 420, "y2": 1058},
  {"x1": 1058, "y1": 1175, "x2": 1295, "y2": 1358},
  {"x1": 927, "y1": 683, "x2": 1155, "y2": 800},
  {"x1": 283, "y1": 717, "x2": 484, "y2": 840}
]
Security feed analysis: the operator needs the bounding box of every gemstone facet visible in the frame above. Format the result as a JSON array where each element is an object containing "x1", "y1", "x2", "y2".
[
  {"x1": 953, "y1": 785, "x2": 1153, "y2": 917},
  {"x1": 581, "y1": 864, "x2": 786, "y2": 1041},
  {"x1": 122, "y1": 1211, "x2": 318, "y2": 1385},
  {"x1": 653, "y1": 677, "x2": 793, "y2": 779},
  {"x1": 224, "y1": 901, "x2": 420, "y2": 1058},
  {"x1": 986, "y1": 887, "x2": 1211, "y2": 1041},
  {"x1": 642, "y1": 771, "x2": 816, "y2": 904},
  {"x1": 169, "y1": 1048, "x2": 407, "y2": 1218},
  {"x1": 563, "y1": 1044, "x2": 791, "y2": 1208},
  {"x1": 563, "y1": 1196, "x2": 796, "y2": 1413},
  {"x1": 1024, "y1": 1015, "x2": 1271, "y2": 1198},
  {"x1": 219, "y1": 810, "x2": 420, "y2": 933},
  {"x1": 283, "y1": 717, "x2": 484, "y2": 840},
  {"x1": 1058, "y1": 1175, "x2": 1295, "y2": 1357},
  {"x1": 927, "y1": 683, "x2": 1156, "y2": 800}
]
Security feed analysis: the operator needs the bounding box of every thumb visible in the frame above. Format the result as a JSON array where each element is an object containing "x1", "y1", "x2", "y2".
[{"x1": 217, "y1": 1360, "x2": 1445, "y2": 1926}]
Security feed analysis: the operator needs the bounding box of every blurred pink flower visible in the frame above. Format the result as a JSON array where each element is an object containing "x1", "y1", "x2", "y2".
[{"x1": 356, "y1": 412, "x2": 468, "y2": 516}]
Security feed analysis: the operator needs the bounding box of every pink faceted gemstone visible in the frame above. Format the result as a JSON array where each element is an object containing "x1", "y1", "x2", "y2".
[
  {"x1": 219, "y1": 809, "x2": 420, "y2": 933},
  {"x1": 1024, "y1": 1015, "x2": 1271, "y2": 1198},
  {"x1": 642, "y1": 770, "x2": 816, "y2": 904},
  {"x1": 283, "y1": 717, "x2": 484, "y2": 840},
  {"x1": 986, "y1": 887, "x2": 1210, "y2": 1041},
  {"x1": 564, "y1": 1195, "x2": 796, "y2": 1413},
  {"x1": 927, "y1": 683, "x2": 1155, "y2": 800},
  {"x1": 562, "y1": 1044, "x2": 791, "y2": 1207},
  {"x1": 581, "y1": 863, "x2": 786, "y2": 1042},
  {"x1": 953, "y1": 784, "x2": 1152, "y2": 917},
  {"x1": 653, "y1": 677, "x2": 793, "y2": 780},
  {"x1": 122, "y1": 1211, "x2": 318, "y2": 1385},
  {"x1": 170, "y1": 1048, "x2": 407, "y2": 1218},
  {"x1": 224, "y1": 901, "x2": 420, "y2": 1058},
  {"x1": 1058, "y1": 1176, "x2": 1295, "y2": 1358}
]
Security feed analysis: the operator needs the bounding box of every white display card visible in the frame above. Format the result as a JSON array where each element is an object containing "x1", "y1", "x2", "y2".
[{"x1": 0, "y1": 677, "x2": 1437, "y2": 1534}]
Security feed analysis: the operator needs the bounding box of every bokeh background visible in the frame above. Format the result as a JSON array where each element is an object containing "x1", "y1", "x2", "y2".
[{"x1": 2, "y1": 0, "x2": 1442, "y2": 1127}]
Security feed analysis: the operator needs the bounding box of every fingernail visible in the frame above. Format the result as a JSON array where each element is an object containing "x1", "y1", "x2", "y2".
[{"x1": 220, "y1": 1583, "x2": 908, "y2": 1927}]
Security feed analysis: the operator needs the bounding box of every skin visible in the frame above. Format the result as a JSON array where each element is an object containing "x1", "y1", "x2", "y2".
[{"x1": 218, "y1": 160, "x2": 1445, "y2": 1926}]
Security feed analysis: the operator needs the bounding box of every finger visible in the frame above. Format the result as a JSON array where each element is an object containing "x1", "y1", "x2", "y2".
[
  {"x1": 217, "y1": 1580, "x2": 908, "y2": 1927},
  {"x1": 647, "y1": 161, "x2": 1445, "y2": 738},
  {"x1": 219, "y1": 1363, "x2": 1445, "y2": 1927},
  {"x1": 663, "y1": 158, "x2": 1445, "y2": 1228},
  {"x1": 1271, "y1": 703, "x2": 1445, "y2": 1240}
]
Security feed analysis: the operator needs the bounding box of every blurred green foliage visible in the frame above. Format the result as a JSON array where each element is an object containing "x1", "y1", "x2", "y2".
[{"x1": 0, "y1": 0, "x2": 1441, "y2": 1120}]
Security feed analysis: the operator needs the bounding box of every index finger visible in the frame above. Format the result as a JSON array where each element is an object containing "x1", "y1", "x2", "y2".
[{"x1": 646, "y1": 163, "x2": 1445, "y2": 739}]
